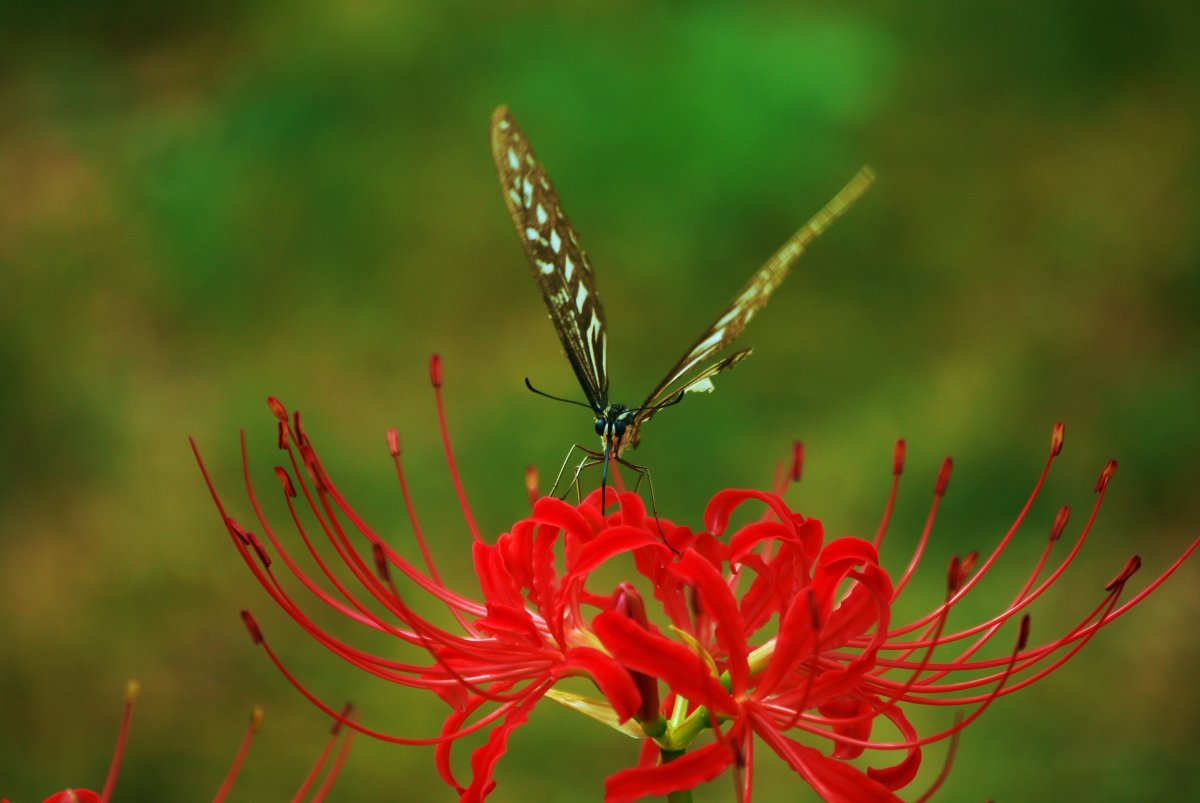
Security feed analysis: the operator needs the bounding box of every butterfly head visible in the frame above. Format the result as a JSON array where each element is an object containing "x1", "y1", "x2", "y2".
[{"x1": 595, "y1": 404, "x2": 635, "y2": 453}]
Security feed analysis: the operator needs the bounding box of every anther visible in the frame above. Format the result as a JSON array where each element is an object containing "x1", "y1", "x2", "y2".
[
  {"x1": 267, "y1": 396, "x2": 288, "y2": 422},
  {"x1": 429, "y1": 353, "x2": 443, "y2": 388},
  {"x1": 935, "y1": 457, "x2": 953, "y2": 496},
  {"x1": 790, "y1": 441, "x2": 804, "y2": 483},
  {"x1": 387, "y1": 429, "x2": 401, "y2": 458},
  {"x1": 1105, "y1": 555, "x2": 1142, "y2": 592},
  {"x1": 1095, "y1": 460, "x2": 1117, "y2": 493},
  {"x1": 1018, "y1": 615, "x2": 1031, "y2": 650},
  {"x1": 1050, "y1": 506, "x2": 1070, "y2": 542},
  {"x1": 274, "y1": 467, "x2": 296, "y2": 498},
  {"x1": 1051, "y1": 422, "x2": 1064, "y2": 456},
  {"x1": 525, "y1": 465, "x2": 539, "y2": 507},
  {"x1": 240, "y1": 610, "x2": 264, "y2": 645},
  {"x1": 893, "y1": 439, "x2": 906, "y2": 476}
]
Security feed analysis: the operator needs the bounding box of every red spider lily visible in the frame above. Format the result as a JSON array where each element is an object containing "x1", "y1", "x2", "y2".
[
  {"x1": 20, "y1": 682, "x2": 354, "y2": 803},
  {"x1": 192, "y1": 355, "x2": 1198, "y2": 802}
]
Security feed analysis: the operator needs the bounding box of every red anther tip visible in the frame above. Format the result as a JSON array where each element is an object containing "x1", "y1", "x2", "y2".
[
  {"x1": 273, "y1": 466, "x2": 296, "y2": 498},
  {"x1": 267, "y1": 396, "x2": 288, "y2": 422},
  {"x1": 124, "y1": 679, "x2": 141, "y2": 703},
  {"x1": 251, "y1": 706, "x2": 264, "y2": 730},
  {"x1": 225, "y1": 516, "x2": 252, "y2": 545},
  {"x1": 1050, "y1": 422, "x2": 1065, "y2": 456},
  {"x1": 1105, "y1": 555, "x2": 1142, "y2": 591},
  {"x1": 1095, "y1": 460, "x2": 1118, "y2": 493},
  {"x1": 893, "y1": 439, "x2": 906, "y2": 476},
  {"x1": 1050, "y1": 505, "x2": 1070, "y2": 542},
  {"x1": 935, "y1": 456, "x2": 953, "y2": 496},
  {"x1": 947, "y1": 555, "x2": 963, "y2": 592},
  {"x1": 372, "y1": 542, "x2": 391, "y2": 582},
  {"x1": 332, "y1": 703, "x2": 354, "y2": 734},
  {"x1": 1017, "y1": 615, "x2": 1031, "y2": 650},
  {"x1": 790, "y1": 441, "x2": 804, "y2": 483},
  {"x1": 387, "y1": 429, "x2": 401, "y2": 457},
  {"x1": 524, "y1": 466, "x2": 539, "y2": 506},
  {"x1": 240, "y1": 610, "x2": 264, "y2": 645},
  {"x1": 960, "y1": 550, "x2": 978, "y2": 579},
  {"x1": 429, "y1": 354, "x2": 443, "y2": 388}
]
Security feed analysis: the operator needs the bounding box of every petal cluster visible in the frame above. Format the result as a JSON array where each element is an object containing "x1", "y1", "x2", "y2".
[{"x1": 193, "y1": 361, "x2": 1198, "y2": 802}]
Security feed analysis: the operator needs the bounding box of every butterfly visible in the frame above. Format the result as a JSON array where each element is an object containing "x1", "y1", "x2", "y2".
[{"x1": 489, "y1": 105, "x2": 873, "y2": 506}]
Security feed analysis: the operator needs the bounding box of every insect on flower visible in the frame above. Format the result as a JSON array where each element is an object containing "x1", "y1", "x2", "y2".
[
  {"x1": 192, "y1": 357, "x2": 1198, "y2": 803},
  {"x1": 490, "y1": 106, "x2": 874, "y2": 509}
]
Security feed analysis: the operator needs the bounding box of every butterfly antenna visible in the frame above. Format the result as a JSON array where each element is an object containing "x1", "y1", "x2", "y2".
[{"x1": 524, "y1": 378, "x2": 597, "y2": 410}]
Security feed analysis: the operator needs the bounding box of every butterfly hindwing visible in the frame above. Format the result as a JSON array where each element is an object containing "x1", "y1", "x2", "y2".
[{"x1": 490, "y1": 106, "x2": 609, "y2": 412}]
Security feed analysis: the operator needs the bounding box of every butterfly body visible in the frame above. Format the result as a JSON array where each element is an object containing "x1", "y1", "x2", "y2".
[{"x1": 490, "y1": 105, "x2": 873, "y2": 500}]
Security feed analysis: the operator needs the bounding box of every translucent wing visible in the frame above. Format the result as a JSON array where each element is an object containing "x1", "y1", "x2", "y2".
[
  {"x1": 490, "y1": 106, "x2": 609, "y2": 412},
  {"x1": 627, "y1": 166, "x2": 876, "y2": 447}
]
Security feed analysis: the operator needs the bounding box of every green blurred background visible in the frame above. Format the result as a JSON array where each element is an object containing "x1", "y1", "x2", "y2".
[{"x1": 2, "y1": 2, "x2": 1198, "y2": 800}]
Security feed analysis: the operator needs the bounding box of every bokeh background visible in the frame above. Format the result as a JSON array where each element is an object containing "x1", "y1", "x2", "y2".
[{"x1": 2, "y1": 2, "x2": 1198, "y2": 801}]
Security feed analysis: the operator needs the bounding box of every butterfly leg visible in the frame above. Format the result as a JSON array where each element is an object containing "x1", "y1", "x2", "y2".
[
  {"x1": 613, "y1": 455, "x2": 677, "y2": 552},
  {"x1": 549, "y1": 443, "x2": 603, "y2": 503}
]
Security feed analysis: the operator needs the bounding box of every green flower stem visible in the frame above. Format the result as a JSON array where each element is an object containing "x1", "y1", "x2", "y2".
[{"x1": 661, "y1": 747, "x2": 693, "y2": 803}]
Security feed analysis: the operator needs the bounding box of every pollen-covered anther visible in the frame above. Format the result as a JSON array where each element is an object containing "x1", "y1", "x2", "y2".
[
  {"x1": 429, "y1": 353, "x2": 443, "y2": 388},
  {"x1": 1105, "y1": 555, "x2": 1142, "y2": 592},
  {"x1": 1095, "y1": 460, "x2": 1118, "y2": 493},
  {"x1": 524, "y1": 465, "x2": 539, "y2": 506},
  {"x1": 790, "y1": 441, "x2": 804, "y2": 483},
  {"x1": 273, "y1": 466, "x2": 296, "y2": 498},
  {"x1": 240, "y1": 610, "x2": 264, "y2": 645},
  {"x1": 1051, "y1": 421, "x2": 1065, "y2": 456},
  {"x1": 124, "y1": 679, "x2": 141, "y2": 703},
  {"x1": 251, "y1": 706, "x2": 264, "y2": 731},
  {"x1": 893, "y1": 439, "x2": 907, "y2": 476},
  {"x1": 1050, "y1": 505, "x2": 1070, "y2": 542},
  {"x1": 387, "y1": 428, "x2": 401, "y2": 458},
  {"x1": 935, "y1": 456, "x2": 953, "y2": 496}
]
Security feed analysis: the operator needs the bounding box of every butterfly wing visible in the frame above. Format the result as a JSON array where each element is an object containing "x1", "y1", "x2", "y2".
[
  {"x1": 625, "y1": 166, "x2": 876, "y2": 449},
  {"x1": 490, "y1": 106, "x2": 609, "y2": 412}
]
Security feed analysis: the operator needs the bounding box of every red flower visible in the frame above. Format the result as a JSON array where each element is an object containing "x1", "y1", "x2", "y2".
[
  {"x1": 193, "y1": 356, "x2": 1198, "y2": 802},
  {"x1": 29, "y1": 682, "x2": 353, "y2": 803}
]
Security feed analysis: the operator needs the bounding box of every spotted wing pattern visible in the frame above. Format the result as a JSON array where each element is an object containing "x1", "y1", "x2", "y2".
[
  {"x1": 490, "y1": 106, "x2": 609, "y2": 412},
  {"x1": 624, "y1": 166, "x2": 877, "y2": 449}
]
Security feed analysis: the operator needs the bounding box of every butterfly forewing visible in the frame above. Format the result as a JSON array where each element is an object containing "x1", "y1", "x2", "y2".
[
  {"x1": 490, "y1": 106, "x2": 609, "y2": 412},
  {"x1": 628, "y1": 166, "x2": 877, "y2": 445}
]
